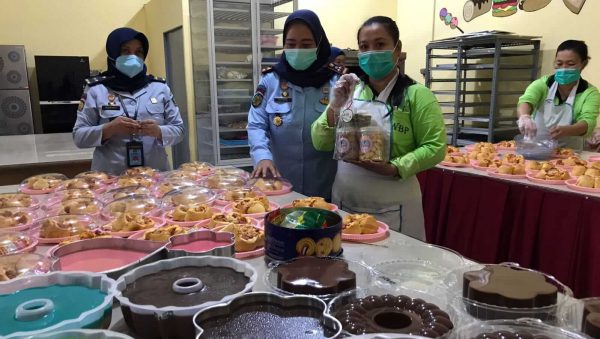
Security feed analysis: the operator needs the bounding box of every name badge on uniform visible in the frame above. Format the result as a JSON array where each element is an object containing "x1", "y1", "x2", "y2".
[
  {"x1": 274, "y1": 97, "x2": 292, "y2": 103},
  {"x1": 101, "y1": 105, "x2": 121, "y2": 111},
  {"x1": 126, "y1": 141, "x2": 144, "y2": 167}
]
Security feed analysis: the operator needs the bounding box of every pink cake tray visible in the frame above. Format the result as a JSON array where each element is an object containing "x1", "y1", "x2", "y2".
[
  {"x1": 342, "y1": 221, "x2": 390, "y2": 243},
  {"x1": 166, "y1": 230, "x2": 236, "y2": 258},
  {"x1": 439, "y1": 160, "x2": 470, "y2": 168},
  {"x1": 235, "y1": 246, "x2": 265, "y2": 260},
  {"x1": 526, "y1": 172, "x2": 568, "y2": 185},
  {"x1": 259, "y1": 183, "x2": 293, "y2": 196},
  {"x1": 487, "y1": 168, "x2": 526, "y2": 179},
  {"x1": 565, "y1": 178, "x2": 600, "y2": 193}
]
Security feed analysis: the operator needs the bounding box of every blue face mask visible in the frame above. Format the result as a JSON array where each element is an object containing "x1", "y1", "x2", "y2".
[
  {"x1": 358, "y1": 48, "x2": 397, "y2": 80},
  {"x1": 115, "y1": 55, "x2": 144, "y2": 78},
  {"x1": 284, "y1": 48, "x2": 317, "y2": 71},
  {"x1": 555, "y1": 68, "x2": 581, "y2": 85}
]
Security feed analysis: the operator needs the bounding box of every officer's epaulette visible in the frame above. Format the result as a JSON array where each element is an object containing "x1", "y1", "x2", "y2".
[
  {"x1": 148, "y1": 75, "x2": 167, "y2": 83},
  {"x1": 84, "y1": 75, "x2": 111, "y2": 87},
  {"x1": 261, "y1": 66, "x2": 274, "y2": 75},
  {"x1": 326, "y1": 62, "x2": 344, "y2": 75}
]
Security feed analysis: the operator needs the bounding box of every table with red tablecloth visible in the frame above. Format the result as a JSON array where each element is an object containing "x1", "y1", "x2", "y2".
[{"x1": 417, "y1": 158, "x2": 600, "y2": 298}]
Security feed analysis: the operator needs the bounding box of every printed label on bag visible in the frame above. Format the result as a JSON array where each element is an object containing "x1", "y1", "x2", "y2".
[{"x1": 360, "y1": 135, "x2": 373, "y2": 153}]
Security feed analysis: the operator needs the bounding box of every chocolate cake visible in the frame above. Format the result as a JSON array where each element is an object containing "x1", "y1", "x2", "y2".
[
  {"x1": 583, "y1": 299, "x2": 600, "y2": 338},
  {"x1": 333, "y1": 294, "x2": 453, "y2": 337},
  {"x1": 276, "y1": 257, "x2": 356, "y2": 295},
  {"x1": 122, "y1": 266, "x2": 250, "y2": 308},
  {"x1": 463, "y1": 265, "x2": 558, "y2": 319},
  {"x1": 473, "y1": 331, "x2": 551, "y2": 339}
]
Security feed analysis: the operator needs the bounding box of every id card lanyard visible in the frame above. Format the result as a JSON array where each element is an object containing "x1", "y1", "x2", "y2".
[{"x1": 117, "y1": 94, "x2": 144, "y2": 168}]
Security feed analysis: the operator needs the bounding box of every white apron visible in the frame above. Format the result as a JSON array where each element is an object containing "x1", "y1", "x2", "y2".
[
  {"x1": 534, "y1": 81, "x2": 583, "y2": 150},
  {"x1": 332, "y1": 71, "x2": 426, "y2": 241}
]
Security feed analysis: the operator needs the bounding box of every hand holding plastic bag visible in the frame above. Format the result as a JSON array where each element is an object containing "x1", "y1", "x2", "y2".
[
  {"x1": 330, "y1": 73, "x2": 360, "y2": 110},
  {"x1": 517, "y1": 115, "x2": 537, "y2": 139}
]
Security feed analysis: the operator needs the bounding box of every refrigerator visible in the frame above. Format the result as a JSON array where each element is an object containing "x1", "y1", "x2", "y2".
[
  {"x1": 0, "y1": 45, "x2": 34, "y2": 135},
  {"x1": 35, "y1": 55, "x2": 90, "y2": 133}
]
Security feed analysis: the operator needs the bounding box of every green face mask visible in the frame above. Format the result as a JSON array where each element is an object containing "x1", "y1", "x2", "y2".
[
  {"x1": 358, "y1": 49, "x2": 397, "y2": 80},
  {"x1": 554, "y1": 68, "x2": 581, "y2": 85},
  {"x1": 284, "y1": 48, "x2": 317, "y2": 71}
]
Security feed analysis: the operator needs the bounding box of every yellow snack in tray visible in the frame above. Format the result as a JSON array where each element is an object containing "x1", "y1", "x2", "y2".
[{"x1": 342, "y1": 214, "x2": 379, "y2": 234}]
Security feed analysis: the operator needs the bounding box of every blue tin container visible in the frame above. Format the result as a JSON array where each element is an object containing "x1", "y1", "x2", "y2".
[{"x1": 264, "y1": 207, "x2": 342, "y2": 261}]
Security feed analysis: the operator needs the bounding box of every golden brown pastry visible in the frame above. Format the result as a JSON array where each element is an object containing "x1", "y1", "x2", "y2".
[
  {"x1": 143, "y1": 225, "x2": 186, "y2": 242},
  {"x1": 108, "y1": 199, "x2": 156, "y2": 216},
  {"x1": 584, "y1": 168, "x2": 600, "y2": 178},
  {"x1": 221, "y1": 188, "x2": 261, "y2": 202},
  {"x1": 590, "y1": 162, "x2": 600, "y2": 170},
  {"x1": 525, "y1": 161, "x2": 542, "y2": 171},
  {"x1": 595, "y1": 177, "x2": 600, "y2": 189},
  {"x1": 476, "y1": 159, "x2": 493, "y2": 167},
  {"x1": 291, "y1": 197, "x2": 330, "y2": 210},
  {"x1": 0, "y1": 209, "x2": 31, "y2": 228},
  {"x1": 0, "y1": 254, "x2": 42, "y2": 281},
  {"x1": 0, "y1": 194, "x2": 33, "y2": 208},
  {"x1": 446, "y1": 145, "x2": 460, "y2": 154},
  {"x1": 541, "y1": 162, "x2": 555, "y2": 171},
  {"x1": 61, "y1": 189, "x2": 95, "y2": 201},
  {"x1": 63, "y1": 178, "x2": 101, "y2": 190},
  {"x1": 58, "y1": 229, "x2": 112, "y2": 246},
  {"x1": 252, "y1": 178, "x2": 283, "y2": 191},
  {"x1": 170, "y1": 204, "x2": 213, "y2": 222},
  {"x1": 554, "y1": 147, "x2": 574, "y2": 157},
  {"x1": 203, "y1": 175, "x2": 246, "y2": 190},
  {"x1": 179, "y1": 161, "x2": 213, "y2": 173},
  {"x1": 495, "y1": 140, "x2": 516, "y2": 148},
  {"x1": 444, "y1": 154, "x2": 468, "y2": 164},
  {"x1": 559, "y1": 156, "x2": 586, "y2": 167},
  {"x1": 117, "y1": 175, "x2": 153, "y2": 188},
  {"x1": 342, "y1": 214, "x2": 379, "y2": 235},
  {"x1": 39, "y1": 217, "x2": 88, "y2": 238},
  {"x1": 77, "y1": 171, "x2": 110, "y2": 181},
  {"x1": 59, "y1": 199, "x2": 100, "y2": 215},
  {"x1": 544, "y1": 168, "x2": 570, "y2": 180},
  {"x1": 497, "y1": 165, "x2": 514, "y2": 175},
  {"x1": 215, "y1": 223, "x2": 265, "y2": 252},
  {"x1": 207, "y1": 212, "x2": 252, "y2": 229},
  {"x1": 502, "y1": 154, "x2": 525, "y2": 165},
  {"x1": 110, "y1": 186, "x2": 150, "y2": 200},
  {"x1": 111, "y1": 213, "x2": 155, "y2": 232},
  {"x1": 576, "y1": 175, "x2": 595, "y2": 188},
  {"x1": 26, "y1": 175, "x2": 63, "y2": 190},
  {"x1": 124, "y1": 166, "x2": 156, "y2": 177},
  {"x1": 488, "y1": 159, "x2": 503, "y2": 169},
  {"x1": 572, "y1": 165, "x2": 587, "y2": 176},
  {"x1": 232, "y1": 197, "x2": 271, "y2": 214},
  {"x1": 513, "y1": 164, "x2": 526, "y2": 175}
]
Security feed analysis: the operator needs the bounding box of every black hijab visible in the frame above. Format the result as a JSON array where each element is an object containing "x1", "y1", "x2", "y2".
[
  {"x1": 103, "y1": 27, "x2": 151, "y2": 92},
  {"x1": 272, "y1": 10, "x2": 334, "y2": 88}
]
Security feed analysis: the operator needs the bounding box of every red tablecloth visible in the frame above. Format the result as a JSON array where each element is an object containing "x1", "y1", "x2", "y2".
[{"x1": 418, "y1": 167, "x2": 600, "y2": 298}]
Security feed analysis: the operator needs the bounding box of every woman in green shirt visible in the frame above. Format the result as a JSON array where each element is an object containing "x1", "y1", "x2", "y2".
[
  {"x1": 517, "y1": 40, "x2": 599, "y2": 150},
  {"x1": 311, "y1": 16, "x2": 445, "y2": 240}
]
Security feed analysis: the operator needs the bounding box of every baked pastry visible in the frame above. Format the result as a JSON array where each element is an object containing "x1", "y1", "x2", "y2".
[
  {"x1": 571, "y1": 165, "x2": 587, "y2": 176},
  {"x1": 233, "y1": 197, "x2": 271, "y2": 214},
  {"x1": 525, "y1": 160, "x2": 543, "y2": 171},
  {"x1": 590, "y1": 161, "x2": 600, "y2": 170},
  {"x1": 576, "y1": 175, "x2": 595, "y2": 188},
  {"x1": 554, "y1": 147, "x2": 575, "y2": 157},
  {"x1": 502, "y1": 153, "x2": 525, "y2": 165},
  {"x1": 585, "y1": 168, "x2": 600, "y2": 178},
  {"x1": 63, "y1": 178, "x2": 101, "y2": 190},
  {"x1": 111, "y1": 213, "x2": 155, "y2": 232},
  {"x1": 39, "y1": 216, "x2": 88, "y2": 238},
  {"x1": 443, "y1": 154, "x2": 468, "y2": 164},
  {"x1": 109, "y1": 186, "x2": 150, "y2": 201},
  {"x1": 557, "y1": 156, "x2": 586, "y2": 167},
  {"x1": 0, "y1": 193, "x2": 33, "y2": 208},
  {"x1": 446, "y1": 145, "x2": 460, "y2": 154},
  {"x1": 124, "y1": 166, "x2": 156, "y2": 177},
  {"x1": 221, "y1": 188, "x2": 261, "y2": 202},
  {"x1": 277, "y1": 257, "x2": 356, "y2": 295},
  {"x1": 117, "y1": 175, "x2": 153, "y2": 188},
  {"x1": 534, "y1": 166, "x2": 570, "y2": 181},
  {"x1": 76, "y1": 171, "x2": 110, "y2": 181},
  {"x1": 202, "y1": 175, "x2": 246, "y2": 190},
  {"x1": 342, "y1": 214, "x2": 379, "y2": 234},
  {"x1": 58, "y1": 199, "x2": 99, "y2": 215},
  {"x1": 143, "y1": 224, "x2": 186, "y2": 242},
  {"x1": 25, "y1": 175, "x2": 64, "y2": 190},
  {"x1": 156, "y1": 181, "x2": 194, "y2": 198},
  {"x1": 60, "y1": 189, "x2": 95, "y2": 201},
  {"x1": 170, "y1": 204, "x2": 213, "y2": 222},
  {"x1": 471, "y1": 142, "x2": 496, "y2": 153},
  {"x1": 215, "y1": 223, "x2": 264, "y2": 252},
  {"x1": 596, "y1": 177, "x2": 600, "y2": 189},
  {"x1": 58, "y1": 229, "x2": 112, "y2": 245},
  {"x1": 252, "y1": 178, "x2": 284, "y2": 191},
  {"x1": 291, "y1": 197, "x2": 330, "y2": 210},
  {"x1": 179, "y1": 161, "x2": 213, "y2": 173},
  {"x1": 0, "y1": 209, "x2": 31, "y2": 228},
  {"x1": 108, "y1": 199, "x2": 156, "y2": 216},
  {"x1": 0, "y1": 254, "x2": 44, "y2": 281},
  {"x1": 207, "y1": 212, "x2": 252, "y2": 229},
  {"x1": 334, "y1": 294, "x2": 454, "y2": 336},
  {"x1": 495, "y1": 140, "x2": 516, "y2": 149},
  {"x1": 463, "y1": 265, "x2": 558, "y2": 309},
  {"x1": 583, "y1": 299, "x2": 600, "y2": 338}
]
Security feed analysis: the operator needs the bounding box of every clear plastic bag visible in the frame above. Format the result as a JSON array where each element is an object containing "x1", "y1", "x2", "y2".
[{"x1": 333, "y1": 100, "x2": 390, "y2": 162}]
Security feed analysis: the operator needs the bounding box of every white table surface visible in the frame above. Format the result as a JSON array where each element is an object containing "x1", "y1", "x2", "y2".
[
  {"x1": 437, "y1": 150, "x2": 600, "y2": 198},
  {"x1": 0, "y1": 133, "x2": 92, "y2": 167},
  {"x1": 30, "y1": 190, "x2": 446, "y2": 336}
]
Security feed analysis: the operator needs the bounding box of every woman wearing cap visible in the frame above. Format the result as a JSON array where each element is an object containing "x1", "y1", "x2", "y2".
[
  {"x1": 311, "y1": 16, "x2": 446, "y2": 240},
  {"x1": 73, "y1": 27, "x2": 184, "y2": 175},
  {"x1": 517, "y1": 40, "x2": 599, "y2": 150},
  {"x1": 247, "y1": 9, "x2": 338, "y2": 200}
]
